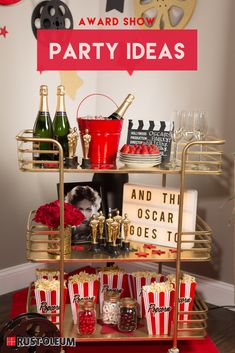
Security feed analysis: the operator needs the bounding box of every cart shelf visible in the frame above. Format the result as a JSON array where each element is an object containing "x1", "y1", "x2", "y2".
[
  {"x1": 26, "y1": 285, "x2": 207, "y2": 341},
  {"x1": 27, "y1": 211, "x2": 212, "y2": 263},
  {"x1": 16, "y1": 129, "x2": 225, "y2": 175}
]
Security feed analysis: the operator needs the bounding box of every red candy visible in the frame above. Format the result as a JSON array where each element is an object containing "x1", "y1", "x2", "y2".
[{"x1": 78, "y1": 309, "x2": 96, "y2": 335}]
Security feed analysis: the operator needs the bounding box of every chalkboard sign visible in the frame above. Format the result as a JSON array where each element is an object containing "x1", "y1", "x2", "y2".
[{"x1": 126, "y1": 120, "x2": 173, "y2": 163}]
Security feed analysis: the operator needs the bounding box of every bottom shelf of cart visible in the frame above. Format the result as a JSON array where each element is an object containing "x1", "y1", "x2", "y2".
[{"x1": 64, "y1": 307, "x2": 207, "y2": 342}]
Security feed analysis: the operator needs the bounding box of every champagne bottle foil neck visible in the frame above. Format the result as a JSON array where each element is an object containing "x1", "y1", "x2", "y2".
[
  {"x1": 126, "y1": 94, "x2": 135, "y2": 103},
  {"x1": 40, "y1": 85, "x2": 48, "y2": 96},
  {"x1": 57, "y1": 85, "x2": 66, "y2": 95}
]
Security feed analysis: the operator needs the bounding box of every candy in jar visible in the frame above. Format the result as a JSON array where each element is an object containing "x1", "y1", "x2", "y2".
[
  {"x1": 118, "y1": 298, "x2": 138, "y2": 332},
  {"x1": 77, "y1": 300, "x2": 96, "y2": 335},
  {"x1": 102, "y1": 290, "x2": 120, "y2": 325}
]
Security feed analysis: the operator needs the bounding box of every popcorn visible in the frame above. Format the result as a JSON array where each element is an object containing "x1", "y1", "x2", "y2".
[
  {"x1": 35, "y1": 268, "x2": 67, "y2": 281},
  {"x1": 34, "y1": 279, "x2": 67, "y2": 324},
  {"x1": 128, "y1": 271, "x2": 165, "y2": 318},
  {"x1": 98, "y1": 268, "x2": 128, "y2": 314},
  {"x1": 142, "y1": 281, "x2": 175, "y2": 335},
  {"x1": 68, "y1": 272, "x2": 99, "y2": 324},
  {"x1": 131, "y1": 271, "x2": 162, "y2": 278},
  {"x1": 68, "y1": 272, "x2": 98, "y2": 283},
  {"x1": 167, "y1": 272, "x2": 197, "y2": 321},
  {"x1": 97, "y1": 266, "x2": 124, "y2": 274},
  {"x1": 142, "y1": 281, "x2": 174, "y2": 293}
]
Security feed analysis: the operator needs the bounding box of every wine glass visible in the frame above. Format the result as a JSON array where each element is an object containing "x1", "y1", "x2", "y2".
[
  {"x1": 183, "y1": 111, "x2": 196, "y2": 142},
  {"x1": 194, "y1": 111, "x2": 209, "y2": 170},
  {"x1": 170, "y1": 110, "x2": 185, "y2": 168}
]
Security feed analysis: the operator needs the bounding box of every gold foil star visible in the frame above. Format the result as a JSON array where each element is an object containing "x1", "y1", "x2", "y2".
[{"x1": 59, "y1": 71, "x2": 83, "y2": 100}]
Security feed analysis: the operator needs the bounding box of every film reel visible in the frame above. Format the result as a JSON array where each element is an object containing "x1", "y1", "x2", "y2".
[
  {"x1": 31, "y1": 0, "x2": 73, "y2": 38},
  {"x1": 0, "y1": 313, "x2": 60, "y2": 353},
  {"x1": 134, "y1": 0, "x2": 196, "y2": 29},
  {"x1": 40, "y1": 0, "x2": 73, "y2": 31},
  {"x1": 31, "y1": 1, "x2": 50, "y2": 38}
]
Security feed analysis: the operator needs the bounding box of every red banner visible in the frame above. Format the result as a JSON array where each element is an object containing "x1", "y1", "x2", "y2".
[{"x1": 37, "y1": 29, "x2": 197, "y2": 74}]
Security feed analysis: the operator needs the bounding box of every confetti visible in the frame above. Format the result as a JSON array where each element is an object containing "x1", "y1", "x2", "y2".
[
  {"x1": 135, "y1": 252, "x2": 149, "y2": 257},
  {"x1": 0, "y1": 26, "x2": 8, "y2": 38},
  {"x1": 143, "y1": 244, "x2": 157, "y2": 249},
  {"x1": 152, "y1": 249, "x2": 166, "y2": 255}
]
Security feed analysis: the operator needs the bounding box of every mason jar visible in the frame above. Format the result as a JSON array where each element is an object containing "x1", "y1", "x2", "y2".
[
  {"x1": 118, "y1": 298, "x2": 138, "y2": 332},
  {"x1": 102, "y1": 290, "x2": 121, "y2": 325},
  {"x1": 77, "y1": 300, "x2": 96, "y2": 335}
]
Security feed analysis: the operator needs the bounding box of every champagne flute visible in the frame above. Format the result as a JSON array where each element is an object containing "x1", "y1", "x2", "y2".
[
  {"x1": 194, "y1": 111, "x2": 209, "y2": 170},
  {"x1": 182, "y1": 111, "x2": 197, "y2": 169},
  {"x1": 194, "y1": 111, "x2": 208, "y2": 141},
  {"x1": 170, "y1": 110, "x2": 185, "y2": 168},
  {"x1": 183, "y1": 111, "x2": 196, "y2": 142}
]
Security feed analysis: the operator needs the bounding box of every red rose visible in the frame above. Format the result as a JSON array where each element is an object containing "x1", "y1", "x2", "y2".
[{"x1": 33, "y1": 200, "x2": 85, "y2": 229}]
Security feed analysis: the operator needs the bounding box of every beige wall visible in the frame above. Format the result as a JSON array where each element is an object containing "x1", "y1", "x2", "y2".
[{"x1": 0, "y1": 1, "x2": 234, "y2": 284}]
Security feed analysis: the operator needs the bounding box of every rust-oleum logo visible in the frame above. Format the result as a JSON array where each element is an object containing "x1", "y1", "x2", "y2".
[{"x1": 6, "y1": 337, "x2": 76, "y2": 347}]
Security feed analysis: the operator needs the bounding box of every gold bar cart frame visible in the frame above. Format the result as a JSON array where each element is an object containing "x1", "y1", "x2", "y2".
[{"x1": 16, "y1": 129, "x2": 225, "y2": 351}]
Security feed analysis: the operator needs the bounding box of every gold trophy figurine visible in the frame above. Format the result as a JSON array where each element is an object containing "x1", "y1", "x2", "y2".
[
  {"x1": 98, "y1": 211, "x2": 106, "y2": 246},
  {"x1": 111, "y1": 221, "x2": 119, "y2": 246},
  {"x1": 81, "y1": 128, "x2": 91, "y2": 169},
  {"x1": 106, "y1": 213, "x2": 113, "y2": 245},
  {"x1": 65, "y1": 127, "x2": 79, "y2": 168},
  {"x1": 72, "y1": 127, "x2": 79, "y2": 157},
  {"x1": 122, "y1": 213, "x2": 131, "y2": 251},
  {"x1": 110, "y1": 221, "x2": 120, "y2": 257},
  {"x1": 113, "y1": 210, "x2": 123, "y2": 245},
  {"x1": 90, "y1": 215, "x2": 99, "y2": 252}
]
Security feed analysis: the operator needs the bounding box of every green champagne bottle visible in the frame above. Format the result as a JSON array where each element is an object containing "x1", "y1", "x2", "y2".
[
  {"x1": 107, "y1": 94, "x2": 135, "y2": 120},
  {"x1": 33, "y1": 85, "x2": 53, "y2": 162},
  {"x1": 53, "y1": 85, "x2": 70, "y2": 159}
]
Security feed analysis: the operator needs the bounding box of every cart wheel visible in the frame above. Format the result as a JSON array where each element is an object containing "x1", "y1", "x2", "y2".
[
  {"x1": 134, "y1": 0, "x2": 196, "y2": 29},
  {"x1": 0, "y1": 313, "x2": 60, "y2": 353}
]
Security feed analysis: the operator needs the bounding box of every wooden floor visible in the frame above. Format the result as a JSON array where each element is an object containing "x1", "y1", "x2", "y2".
[{"x1": 0, "y1": 292, "x2": 235, "y2": 353}]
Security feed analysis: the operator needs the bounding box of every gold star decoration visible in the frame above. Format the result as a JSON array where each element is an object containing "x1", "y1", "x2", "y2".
[{"x1": 59, "y1": 71, "x2": 83, "y2": 100}]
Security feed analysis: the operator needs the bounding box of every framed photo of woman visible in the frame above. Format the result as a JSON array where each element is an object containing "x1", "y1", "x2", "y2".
[{"x1": 57, "y1": 182, "x2": 104, "y2": 244}]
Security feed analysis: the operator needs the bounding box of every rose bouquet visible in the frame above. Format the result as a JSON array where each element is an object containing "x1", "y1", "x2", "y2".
[
  {"x1": 33, "y1": 200, "x2": 85, "y2": 255},
  {"x1": 33, "y1": 200, "x2": 85, "y2": 228}
]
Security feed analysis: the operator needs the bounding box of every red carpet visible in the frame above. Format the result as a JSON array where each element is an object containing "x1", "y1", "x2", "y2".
[{"x1": 10, "y1": 288, "x2": 220, "y2": 353}]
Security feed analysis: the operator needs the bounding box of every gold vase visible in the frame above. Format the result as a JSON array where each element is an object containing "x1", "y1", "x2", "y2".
[{"x1": 48, "y1": 227, "x2": 71, "y2": 255}]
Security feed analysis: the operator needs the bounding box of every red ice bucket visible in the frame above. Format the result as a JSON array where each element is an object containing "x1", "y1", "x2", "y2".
[{"x1": 77, "y1": 93, "x2": 123, "y2": 169}]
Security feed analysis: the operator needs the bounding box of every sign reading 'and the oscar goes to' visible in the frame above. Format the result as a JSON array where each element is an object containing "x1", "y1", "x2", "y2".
[
  {"x1": 122, "y1": 184, "x2": 198, "y2": 249},
  {"x1": 37, "y1": 29, "x2": 197, "y2": 73}
]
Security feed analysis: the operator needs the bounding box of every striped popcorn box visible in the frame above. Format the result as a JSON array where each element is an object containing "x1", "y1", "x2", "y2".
[
  {"x1": 143, "y1": 282, "x2": 175, "y2": 336},
  {"x1": 68, "y1": 272, "x2": 99, "y2": 324},
  {"x1": 34, "y1": 279, "x2": 67, "y2": 324},
  {"x1": 98, "y1": 269, "x2": 127, "y2": 314},
  {"x1": 36, "y1": 268, "x2": 68, "y2": 281},
  {"x1": 167, "y1": 273, "x2": 197, "y2": 321},
  {"x1": 128, "y1": 271, "x2": 165, "y2": 318}
]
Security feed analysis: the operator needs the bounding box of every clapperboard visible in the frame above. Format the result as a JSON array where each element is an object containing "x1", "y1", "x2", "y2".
[{"x1": 126, "y1": 120, "x2": 173, "y2": 163}]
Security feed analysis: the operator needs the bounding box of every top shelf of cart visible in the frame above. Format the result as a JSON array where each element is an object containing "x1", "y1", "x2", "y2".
[{"x1": 16, "y1": 129, "x2": 225, "y2": 175}]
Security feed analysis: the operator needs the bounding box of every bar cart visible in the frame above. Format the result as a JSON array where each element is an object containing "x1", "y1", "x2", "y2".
[{"x1": 16, "y1": 129, "x2": 225, "y2": 352}]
